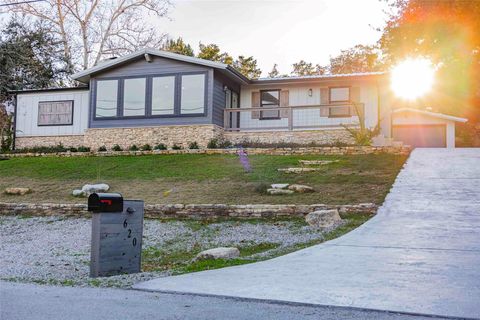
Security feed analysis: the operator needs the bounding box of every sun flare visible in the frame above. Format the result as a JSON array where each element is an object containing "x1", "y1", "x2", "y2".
[{"x1": 391, "y1": 58, "x2": 435, "y2": 100}]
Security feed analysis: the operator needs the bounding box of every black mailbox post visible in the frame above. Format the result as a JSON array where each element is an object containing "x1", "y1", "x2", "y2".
[{"x1": 88, "y1": 192, "x2": 144, "y2": 277}]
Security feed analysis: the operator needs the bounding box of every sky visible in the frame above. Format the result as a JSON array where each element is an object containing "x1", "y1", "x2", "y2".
[{"x1": 155, "y1": 0, "x2": 390, "y2": 76}]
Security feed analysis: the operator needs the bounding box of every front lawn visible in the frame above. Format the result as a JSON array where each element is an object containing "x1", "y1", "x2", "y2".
[{"x1": 0, "y1": 153, "x2": 407, "y2": 204}]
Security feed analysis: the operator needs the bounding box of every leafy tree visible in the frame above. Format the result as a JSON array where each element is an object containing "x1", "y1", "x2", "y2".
[
  {"x1": 0, "y1": 18, "x2": 66, "y2": 101},
  {"x1": 162, "y1": 37, "x2": 194, "y2": 56},
  {"x1": 197, "y1": 43, "x2": 233, "y2": 65},
  {"x1": 291, "y1": 60, "x2": 326, "y2": 76},
  {"x1": 268, "y1": 64, "x2": 279, "y2": 78},
  {"x1": 379, "y1": 0, "x2": 480, "y2": 121},
  {"x1": 233, "y1": 56, "x2": 262, "y2": 79},
  {"x1": 329, "y1": 44, "x2": 383, "y2": 74},
  {"x1": 0, "y1": 18, "x2": 66, "y2": 151}
]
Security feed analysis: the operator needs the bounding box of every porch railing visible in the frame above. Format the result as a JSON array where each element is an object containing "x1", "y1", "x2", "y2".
[{"x1": 224, "y1": 103, "x2": 364, "y2": 131}]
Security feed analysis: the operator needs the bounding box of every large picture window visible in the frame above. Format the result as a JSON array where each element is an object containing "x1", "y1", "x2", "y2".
[
  {"x1": 152, "y1": 76, "x2": 175, "y2": 115},
  {"x1": 260, "y1": 90, "x2": 280, "y2": 119},
  {"x1": 181, "y1": 74, "x2": 205, "y2": 114},
  {"x1": 96, "y1": 80, "x2": 118, "y2": 117},
  {"x1": 123, "y1": 78, "x2": 146, "y2": 116},
  {"x1": 38, "y1": 101, "x2": 73, "y2": 126}
]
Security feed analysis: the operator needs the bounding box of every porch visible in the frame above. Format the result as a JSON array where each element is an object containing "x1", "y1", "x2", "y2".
[{"x1": 223, "y1": 103, "x2": 364, "y2": 132}]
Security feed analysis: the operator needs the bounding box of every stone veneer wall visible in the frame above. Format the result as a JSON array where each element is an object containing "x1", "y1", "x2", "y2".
[
  {"x1": 15, "y1": 135, "x2": 85, "y2": 149},
  {"x1": 0, "y1": 202, "x2": 377, "y2": 219},
  {"x1": 224, "y1": 129, "x2": 355, "y2": 145},
  {"x1": 83, "y1": 125, "x2": 223, "y2": 150}
]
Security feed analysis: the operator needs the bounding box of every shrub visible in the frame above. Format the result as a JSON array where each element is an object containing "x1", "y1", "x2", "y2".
[
  {"x1": 154, "y1": 143, "x2": 167, "y2": 150},
  {"x1": 140, "y1": 144, "x2": 152, "y2": 151},
  {"x1": 207, "y1": 138, "x2": 232, "y2": 149},
  {"x1": 112, "y1": 144, "x2": 123, "y2": 151},
  {"x1": 78, "y1": 146, "x2": 90, "y2": 152},
  {"x1": 129, "y1": 145, "x2": 139, "y2": 151},
  {"x1": 97, "y1": 146, "x2": 107, "y2": 152},
  {"x1": 68, "y1": 147, "x2": 78, "y2": 152},
  {"x1": 172, "y1": 144, "x2": 182, "y2": 150},
  {"x1": 188, "y1": 141, "x2": 199, "y2": 149}
]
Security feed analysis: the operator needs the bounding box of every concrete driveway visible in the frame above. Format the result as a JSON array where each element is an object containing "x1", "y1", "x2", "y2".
[{"x1": 134, "y1": 149, "x2": 480, "y2": 319}]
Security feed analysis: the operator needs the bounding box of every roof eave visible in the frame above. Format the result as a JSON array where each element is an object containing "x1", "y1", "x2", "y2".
[{"x1": 393, "y1": 107, "x2": 468, "y2": 123}]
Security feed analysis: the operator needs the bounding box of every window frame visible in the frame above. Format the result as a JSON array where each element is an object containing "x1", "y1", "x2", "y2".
[
  {"x1": 37, "y1": 100, "x2": 74, "y2": 126},
  {"x1": 179, "y1": 72, "x2": 208, "y2": 116},
  {"x1": 259, "y1": 89, "x2": 281, "y2": 120},
  {"x1": 92, "y1": 71, "x2": 208, "y2": 121},
  {"x1": 122, "y1": 76, "x2": 148, "y2": 118},
  {"x1": 329, "y1": 86, "x2": 351, "y2": 104}
]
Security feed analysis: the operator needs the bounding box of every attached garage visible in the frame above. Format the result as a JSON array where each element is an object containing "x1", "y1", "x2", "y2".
[{"x1": 392, "y1": 108, "x2": 467, "y2": 148}]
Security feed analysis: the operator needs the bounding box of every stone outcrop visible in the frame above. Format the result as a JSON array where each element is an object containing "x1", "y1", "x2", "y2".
[
  {"x1": 305, "y1": 209, "x2": 342, "y2": 228},
  {"x1": 195, "y1": 247, "x2": 240, "y2": 260},
  {"x1": 287, "y1": 184, "x2": 314, "y2": 193},
  {"x1": 267, "y1": 188, "x2": 294, "y2": 195},
  {"x1": 298, "y1": 160, "x2": 339, "y2": 166},
  {"x1": 278, "y1": 167, "x2": 322, "y2": 173},
  {"x1": 4, "y1": 188, "x2": 31, "y2": 195}
]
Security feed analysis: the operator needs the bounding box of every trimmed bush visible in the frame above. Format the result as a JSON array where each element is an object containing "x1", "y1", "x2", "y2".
[
  {"x1": 98, "y1": 146, "x2": 107, "y2": 152},
  {"x1": 207, "y1": 138, "x2": 232, "y2": 149},
  {"x1": 172, "y1": 144, "x2": 182, "y2": 150},
  {"x1": 140, "y1": 144, "x2": 152, "y2": 151},
  {"x1": 68, "y1": 147, "x2": 78, "y2": 152},
  {"x1": 188, "y1": 141, "x2": 199, "y2": 149},
  {"x1": 129, "y1": 145, "x2": 139, "y2": 151},
  {"x1": 112, "y1": 144, "x2": 123, "y2": 151},
  {"x1": 154, "y1": 143, "x2": 167, "y2": 150},
  {"x1": 77, "y1": 146, "x2": 90, "y2": 152}
]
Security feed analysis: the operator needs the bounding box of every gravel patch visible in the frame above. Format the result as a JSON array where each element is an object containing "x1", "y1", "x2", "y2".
[{"x1": 0, "y1": 216, "x2": 327, "y2": 288}]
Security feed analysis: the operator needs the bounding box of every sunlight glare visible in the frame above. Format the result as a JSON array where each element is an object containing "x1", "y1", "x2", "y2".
[{"x1": 391, "y1": 58, "x2": 435, "y2": 100}]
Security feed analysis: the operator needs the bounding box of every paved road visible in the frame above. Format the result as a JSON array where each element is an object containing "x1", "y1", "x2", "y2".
[
  {"x1": 134, "y1": 149, "x2": 480, "y2": 319},
  {"x1": 0, "y1": 281, "x2": 448, "y2": 320}
]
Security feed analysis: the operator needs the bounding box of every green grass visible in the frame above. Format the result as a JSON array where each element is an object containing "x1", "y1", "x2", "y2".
[
  {"x1": 141, "y1": 213, "x2": 371, "y2": 275},
  {"x1": 0, "y1": 153, "x2": 407, "y2": 205}
]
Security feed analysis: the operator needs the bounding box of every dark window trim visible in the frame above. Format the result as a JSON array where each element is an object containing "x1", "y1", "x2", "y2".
[
  {"x1": 122, "y1": 76, "x2": 148, "y2": 117},
  {"x1": 92, "y1": 71, "x2": 208, "y2": 121},
  {"x1": 260, "y1": 89, "x2": 281, "y2": 120},
  {"x1": 150, "y1": 74, "x2": 176, "y2": 116},
  {"x1": 329, "y1": 86, "x2": 351, "y2": 104},
  {"x1": 37, "y1": 100, "x2": 74, "y2": 126},
  {"x1": 179, "y1": 72, "x2": 208, "y2": 116}
]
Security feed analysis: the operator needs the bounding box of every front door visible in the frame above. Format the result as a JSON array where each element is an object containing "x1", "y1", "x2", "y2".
[{"x1": 225, "y1": 89, "x2": 240, "y2": 130}]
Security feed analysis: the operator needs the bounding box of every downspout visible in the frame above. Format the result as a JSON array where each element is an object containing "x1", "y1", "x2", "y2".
[{"x1": 12, "y1": 94, "x2": 17, "y2": 150}]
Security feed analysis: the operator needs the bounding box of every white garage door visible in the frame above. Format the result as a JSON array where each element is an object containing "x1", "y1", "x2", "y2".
[{"x1": 393, "y1": 125, "x2": 446, "y2": 148}]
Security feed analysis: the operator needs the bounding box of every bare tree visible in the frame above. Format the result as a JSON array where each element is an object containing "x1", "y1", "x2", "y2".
[{"x1": 5, "y1": 0, "x2": 171, "y2": 71}]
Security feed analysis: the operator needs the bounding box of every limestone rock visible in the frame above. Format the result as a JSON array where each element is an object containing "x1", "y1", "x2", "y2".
[
  {"x1": 81, "y1": 183, "x2": 110, "y2": 196},
  {"x1": 305, "y1": 209, "x2": 341, "y2": 228},
  {"x1": 267, "y1": 188, "x2": 294, "y2": 195},
  {"x1": 271, "y1": 183, "x2": 289, "y2": 189},
  {"x1": 288, "y1": 184, "x2": 314, "y2": 193},
  {"x1": 195, "y1": 247, "x2": 240, "y2": 260},
  {"x1": 299, "y1": 160, "x2": 339, "y2": 166},
  {"x1": 277, "y1": 167, "x2": 321, "y2": 173},
  {"x1": 72, "y1": 189, "x2": 85, "y2": 197},
  {"x1": 4, "y1": 187, "x2": 31, "y2": 195}
]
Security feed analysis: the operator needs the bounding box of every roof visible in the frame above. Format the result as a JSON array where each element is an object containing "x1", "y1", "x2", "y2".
[
  {"x1": 71, "y1": 48, "x2": 250, "y2": 84},
  {"x1": 393, "y1": 107, "x2": 468, "y2": 123},
  {"x1": 251, "y1": 72, "x2": 385, "y2": 85},
  {"x1": 9, "y1": 86, "x2": 89, "y2": 94}
]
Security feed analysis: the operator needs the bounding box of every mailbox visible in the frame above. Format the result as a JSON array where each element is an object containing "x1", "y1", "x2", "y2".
[{"x1": 88, "y1": 193, "x2": 123, "y2": 213}]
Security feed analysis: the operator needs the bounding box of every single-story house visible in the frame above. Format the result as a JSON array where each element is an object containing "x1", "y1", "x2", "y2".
[{"x1": 11, "y1": 48, "x2": 467, "y2": 150}]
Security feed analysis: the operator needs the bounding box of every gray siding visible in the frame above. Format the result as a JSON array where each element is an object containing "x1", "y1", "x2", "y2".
[
  {"x1": 89, "y1": 56, "x2": 214, "y2": 129},
  {"x1": 212, "y1": 71, "x2": 241, "y2": 127}
]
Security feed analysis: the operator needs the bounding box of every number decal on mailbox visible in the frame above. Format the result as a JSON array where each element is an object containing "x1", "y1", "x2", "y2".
[
  {"x1": 128, "y1": 229, "x2": 132, "y2": 238},
  {"x1": 132, "y1": 238, "x2": 137, "y2": 246},
  {"x1": 123, "y1": 219, "x2": 128, "y2": 228}
]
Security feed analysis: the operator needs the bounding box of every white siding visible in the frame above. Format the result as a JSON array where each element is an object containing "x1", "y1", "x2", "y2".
[
  {"x1": 16, "y1": 90, "x2": 89, "y2": 137},
  {"x1": 239, "y1": 83, "x2": 378, "y2": 131}
]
